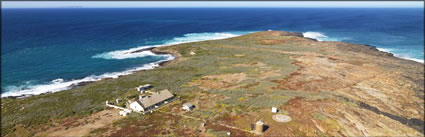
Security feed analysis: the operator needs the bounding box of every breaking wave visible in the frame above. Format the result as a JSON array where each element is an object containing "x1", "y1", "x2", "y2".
[
  {"x1": 303, "y1": 31, "x2": 424, "y2": 64},
  {"x1": 2, "y1": 31, "x2": 251, "y2": 98},
  {"x1": 303, "y1": 32, "x2": 329, "y2": 41},
  {"x1": 302, "y1": 31, "x2": 348, "y2": 41},
  {"x1": 92, "y1": 32, "x2": 247, "y2": 60},
  {"x1": 1, "y1": 55, "x2": 174, "y2": 98},
  {"x1": 377, "y1": 48, "x2": 424, "y2": 63}
]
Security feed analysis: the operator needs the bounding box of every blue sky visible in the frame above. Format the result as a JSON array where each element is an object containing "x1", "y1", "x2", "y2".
[{"x1": 2, "y1": 1, "x2": 424, "y2": 8}]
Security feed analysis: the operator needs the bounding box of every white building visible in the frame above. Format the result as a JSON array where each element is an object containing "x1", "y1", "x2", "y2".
[
  {"x1": 130, "y1": 100, "x2": 145, "y2": 112},
  {"x1": 182, "y1": 103, "x2": 195, "y2": 111},
  {"x1": 129, "y1": 89, "x2": 174, "y2": 112}
]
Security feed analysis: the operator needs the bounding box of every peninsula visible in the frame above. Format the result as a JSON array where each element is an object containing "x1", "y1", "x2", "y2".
[{"x1": 2, "y1": 31, "x2": 423, "y2": 137}]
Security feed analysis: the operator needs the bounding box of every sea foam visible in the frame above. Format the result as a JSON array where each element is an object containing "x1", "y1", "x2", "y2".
[
  {"x1": 92, "y1": 47, "x2": 159, "y2": 60},
  {"x1": 92, "y1": 32, "x2": 244, "y2": 60},
  {"x1": 1, "y1": 55, "x2": 175, "y2": 98},
  {"x1": 377, "y1": 48, "x2": 424, "y2": 63},
  {"x1": 303, "y1": 32, "x2": 424, "y2": 64},
  {"x1": 2, "y1": 31, "x2": 249, "y2": 98},
  {"x1": 302, "y1": 31, "x2": 346, "y2": 41},
  {"x1": 302, "y1": 32, "x2": 329, "y2": 41}
]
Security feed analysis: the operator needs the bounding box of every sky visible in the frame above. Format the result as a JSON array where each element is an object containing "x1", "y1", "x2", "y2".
[{"x1": 1, "y1": 1, "x2": 424, "y2": 8}]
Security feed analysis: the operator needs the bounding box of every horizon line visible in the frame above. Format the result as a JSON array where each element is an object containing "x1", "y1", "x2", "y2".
[
  {"x1": 2, "y1": 1, "x2": 423, "y2": 8},
  {"x1": 3, "y1": 7, "x2": 424, "y2": 9}
]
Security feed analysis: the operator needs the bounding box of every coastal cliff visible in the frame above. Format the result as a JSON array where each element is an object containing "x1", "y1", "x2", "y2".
[{"x1": 2, "y1": 31, "x2": 423, "y2": 137}]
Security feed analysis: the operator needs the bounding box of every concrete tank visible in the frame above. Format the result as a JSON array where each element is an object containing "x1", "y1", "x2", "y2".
[{"x1": 255, "y1": 120, "x2": 264, "y2": 134}]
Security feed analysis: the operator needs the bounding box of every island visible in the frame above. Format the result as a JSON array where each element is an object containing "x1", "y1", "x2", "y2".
[{"x1": 1, "y1": 31, "x2": 423, "y2": 137}]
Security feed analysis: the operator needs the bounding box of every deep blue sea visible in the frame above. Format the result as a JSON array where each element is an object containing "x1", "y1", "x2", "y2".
[{"x1": 2, "y1": 8, "x2": 424, "y2": 97}]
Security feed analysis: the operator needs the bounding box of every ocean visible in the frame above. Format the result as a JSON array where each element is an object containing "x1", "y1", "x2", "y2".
[{"x1": 1, "y1": 8, "x2": 424, "y2": 97}]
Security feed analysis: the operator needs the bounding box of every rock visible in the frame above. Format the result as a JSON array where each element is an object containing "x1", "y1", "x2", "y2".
[
  {"x1": 129, "y1": 47, "x2": 155, "y2": 54},
  {"x1": 280, "y1": 31, "x2": 303, "y2": 37}
]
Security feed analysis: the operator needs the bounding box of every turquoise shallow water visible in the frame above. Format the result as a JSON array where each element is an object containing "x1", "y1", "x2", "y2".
[{"x1": 1, "y1": 8, "x2": 424, "y2": 97}]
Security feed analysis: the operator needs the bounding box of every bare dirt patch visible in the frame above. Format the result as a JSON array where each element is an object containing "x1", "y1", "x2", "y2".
[
  {"x1": 233, "y1": 61, "x2": 281, "y2": 79},
  {"x1": 259, "y1": 70, "x2": 281, "y2": 79},
  {"x1": 280, "y1": 97, "x2": 422, "y2": 136},
  {"x1": 272, "y1": 56, "x2": 377, "y2": 92},
  {"x1": 190, "y1": 73, "x2": 247, "y2": 90},
  {"x1": 259, "y1": 39, "x2": 286, "y2": 45},
  {"x1": 233, "y1": 61, "x2": 266, "y2": 67},
  {"x1": 105, "y1": 113, "x2": 189, "y2": 137},
  {"x1": 234, "y1": 54, "x2": 245, "y2": 57},
  {"x1": 36, "y1": 108, "x2": 122, "y2": 137}
]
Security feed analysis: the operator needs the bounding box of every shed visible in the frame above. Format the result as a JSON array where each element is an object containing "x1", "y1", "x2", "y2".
[
  {"x1": 272, "y1": 107, "x2": 278, "y2": 113},
  {"x1": 182, "y1": 103, "x2": 195, "y2": 111},
  {"x1": 136, "y1": 84, "x2": 153, "y2": 92}
]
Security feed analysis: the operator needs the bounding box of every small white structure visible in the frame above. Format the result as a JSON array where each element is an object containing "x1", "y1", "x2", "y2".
[
  {"x1": 119, "y1": 110, "x2": 130, "y2": 116},
  {"x1": 272, "y1": 107, "x2": 278, "y2": 113},
  {"x1": 116, "y1": 99, "x2": 122, "y2": 104},
  {"x1": 136, "y1": 84, "x2": 153, "y2": 93},
  {"x1": 182, "y1": 103, "x2": 195, "y2": 111},
  {"x1": 190, "y1": 51, "x2": 196, "y2": 55}
]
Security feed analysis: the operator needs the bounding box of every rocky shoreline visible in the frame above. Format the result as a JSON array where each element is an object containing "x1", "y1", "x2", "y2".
[{"x1": 2, "y1": 46, "x2": 177, "y2": 99}]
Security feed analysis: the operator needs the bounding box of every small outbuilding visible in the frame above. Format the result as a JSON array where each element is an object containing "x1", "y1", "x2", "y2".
[
  {"x1": 136, "y1": 84, "x2": 153, "y2": 93},
  {"x1": 272, "y1": 107, "x2": 278, "y2": 113},
  {"x1": 182, "y1": 103, "x2": 195, "y2": 111}
]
